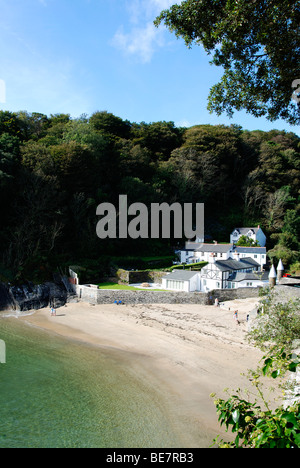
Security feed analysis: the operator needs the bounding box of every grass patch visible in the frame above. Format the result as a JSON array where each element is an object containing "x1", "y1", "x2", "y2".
[
  {"x1": 98, "y1": 282, "x2": 140, "y2": 290},
  {"x1": 98, "y1": 282, "x2": 167, "y2": 292}
]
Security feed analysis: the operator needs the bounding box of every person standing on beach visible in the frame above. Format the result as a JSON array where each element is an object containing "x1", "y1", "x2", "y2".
[{"x1": 233, "y1": 310, "x2": 239, "y2": 325}]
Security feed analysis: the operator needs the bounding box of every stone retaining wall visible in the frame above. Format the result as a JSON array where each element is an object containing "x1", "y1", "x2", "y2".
[
  {"x1": 76, "y1": 285, "x2": 261, "y2": 305},
  {"x1": 273, "y1": 285, "x2": 300, "y2": 302},
  {"x1": 116, "y1": 269, "x2": 166, "y2": 285}
]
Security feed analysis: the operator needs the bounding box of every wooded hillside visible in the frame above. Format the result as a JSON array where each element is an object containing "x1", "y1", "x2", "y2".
[{"x1": 0, "y1": 110, "x2": 299, "y2": 282}]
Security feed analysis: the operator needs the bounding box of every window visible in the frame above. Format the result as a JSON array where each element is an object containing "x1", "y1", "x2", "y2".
[
  {"x1": 167, "y1": 280, "x2": 185, "y2": 291},
  {"x1": 203, "y1": 280, "x2": 207, "y2": 286},
  {"x1": 232, "y1": 283, "x2": 236, "y2": 289},
  {"x1": 246, "y1": 282, "x2": 253, "y2": 287},
  {"x1": 254, "y1": 254, "x2": 258, "y2": 259}
]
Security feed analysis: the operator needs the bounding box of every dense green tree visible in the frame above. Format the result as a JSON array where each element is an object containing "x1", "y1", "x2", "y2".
[
  {"x1": 155, "y1": 0, "x2": 300, "y2": 125},
  {"x1": 17, "y1": 111, "x2": 50, "y2": 141},
  {"x1": 283, "y1": 208, "x2": 300, "y2": 238},
  {"x1": 166, "y1": 124, "x2": 248, "y2": 205},
  {"x1": 89, "y1": 111, "x2": 131, "y2": 139},
  {"x1": 236, "y1": 235, "x2": 260, "y2": 247},
  {"x1": 131, "y1": 121, "x2": 183, "y2": 161},
  {"x1": 0, "y1": 109, "x2": 299, "y2": 281},
  {"x1": 119, "y1": 141, "x2": 154, "y2": 182},
  {"x1": 0, "y1": 111, "x2": 23, "y2": 138}
]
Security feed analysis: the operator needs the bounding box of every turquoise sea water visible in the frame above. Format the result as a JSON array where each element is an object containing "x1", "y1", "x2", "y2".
[{"x1": 0, "y1": 316, "x2": 184, "y2": 448}]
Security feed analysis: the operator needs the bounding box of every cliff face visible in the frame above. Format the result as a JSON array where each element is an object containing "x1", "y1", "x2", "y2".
[
  {"x1": 0, "y1": 283, "x2": 14, "y2": 310},
  {"x1": 0, "y1": 278, "x2": 75, "y2": 312}
]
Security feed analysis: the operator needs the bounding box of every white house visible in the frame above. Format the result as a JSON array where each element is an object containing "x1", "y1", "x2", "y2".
[
  {"x1": 179, "y1": 242, "x2": 267, "y2": 269},
  {"x1": 199, "y1": 253, "x2": 268, "y2": 292},
  {"x1": 162, "y1": 270, "x2": 200, "y2": 292},
  {"x1": 233, "y1": 246, "x2": 267, "y2": 269},
  {"x1": 230, "y1": 226, "x2": 266, "y2": 247},
  {"x1": 179, "y1": 242, "x2": 234, "y2": 264},
  {"x1": 163, "y1": 252, "x2": 269, "y2": 293},
  {"x1": 194, "y1": 243, "x2": 233, "y2": 262},
  {"x1": 178, "y1": 241, "x2": 204, "y2": 264}
]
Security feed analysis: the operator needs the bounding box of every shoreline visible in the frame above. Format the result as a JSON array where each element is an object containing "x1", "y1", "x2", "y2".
[{"x1": 18, "y1": 298, "x2": 263, "y2": 447}]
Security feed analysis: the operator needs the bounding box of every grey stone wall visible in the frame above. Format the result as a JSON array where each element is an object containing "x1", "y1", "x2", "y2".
[
  {"x1": 116, "y1": 269, "x2": 166, "y2": 285},
  {"x1": 273, "y1": 285, "x2": 300, "y2": 302},
  {"x1": 76, "y1": 285, "x2": 261, "y2": 305}
]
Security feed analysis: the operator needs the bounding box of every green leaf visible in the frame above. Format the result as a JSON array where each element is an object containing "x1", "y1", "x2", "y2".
[
  {"x1": 288, "y1": 362, "x2": 298, "y2": 373},
  {"x1": 234, "y1": 434, "x2": 240, "y2": 448},
  {"x1": 293, "y1": 433, "x2": 300, "y2": 447},
  {"x1": 282, "y1": 412, "x2": 298, "y2": 426},
  {"x1": 232, "y1": 409, "x2": 240, "y2": 424},
  {"x1": 262, "y1": 358, "x2": 273, "y2": 375}
]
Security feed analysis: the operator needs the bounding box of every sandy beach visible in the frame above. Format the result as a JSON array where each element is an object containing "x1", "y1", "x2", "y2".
[{"x1": 20, "y1": 297, "x2": 265, "y2": 447}]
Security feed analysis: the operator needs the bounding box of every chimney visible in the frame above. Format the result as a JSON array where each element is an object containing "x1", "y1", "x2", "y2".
[
  {"x1": 209, "y1": 253, "x2": 216, "y2": 264},
  {"x1": 234, "y1": 252, "x2": 241, "y2": 262},
  {"x1": 277, "y1": 259, "x2": 284, "y2": 281},
  {"x1": 269, "y1": 265, "x2": 277, "y2": 288}
]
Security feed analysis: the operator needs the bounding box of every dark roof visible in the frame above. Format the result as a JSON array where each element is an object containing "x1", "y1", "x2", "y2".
[
  {"x1": 184, "y1": 242, "x2": 203, "y2": 251},
  {"x1": 214, "y1": 257, "x2": 260, "y2": 272},
  {"x1": 235, "y1": 246, "x2": 266, "y2": 254},
  {"x1": 196, "y1": 243, "x2": 233, "y2": 253},
  {"x1": 228, "y1": 271, "x2": 268, "y2": 282},
  {"x1": 163, "y1": 270, "x2": 198, "y2": 281}
]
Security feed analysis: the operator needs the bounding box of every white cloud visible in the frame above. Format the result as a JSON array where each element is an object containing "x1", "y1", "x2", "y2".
[
  {"x1": 112, "y1": 22, "x2": 165, "y2": 63},
  {"x1": 150, "y1": 0, "x2": 175, "y2": 10},
  {"x1": 126, "y1": 0, "x2": 174, "y2": 23},
  {"x1": 112, "y1": 0, "x2": 175, "y2": 63}
]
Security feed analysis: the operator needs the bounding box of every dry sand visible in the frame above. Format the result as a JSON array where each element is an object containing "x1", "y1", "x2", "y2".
[{"x1": 20, "y1": 297, "x2": 265, "y2": 447}]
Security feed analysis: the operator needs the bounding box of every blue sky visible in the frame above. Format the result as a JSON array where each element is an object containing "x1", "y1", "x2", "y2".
[{"x1": 0, "y1": 0, "x2": 299, "y2": 135}]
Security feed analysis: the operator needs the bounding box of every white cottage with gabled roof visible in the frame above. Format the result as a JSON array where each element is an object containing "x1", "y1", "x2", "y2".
[
  {"x1": 162, "y1": 270, "x2": 200, "y2": 292},
  {"x1": 178, "y1": 242, "x2": 267, "y2": 269},
  {"x1": 233, "y1": 246, "x2": 267, "y2": 269},
  {"x1": 230, "y1": 225, "x2": 266, "y2": 247},
  {"x1": 199, "y1": 253, "x2": 267, "y2": 292}
]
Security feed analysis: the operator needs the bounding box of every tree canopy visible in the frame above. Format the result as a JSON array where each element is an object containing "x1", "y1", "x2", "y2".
[
  {"x1": 0, "y1": 110, "x2": 299, "y2": 282},
  {"x1": 155, "y1": 0, "x2": 300, "y2": 125}
]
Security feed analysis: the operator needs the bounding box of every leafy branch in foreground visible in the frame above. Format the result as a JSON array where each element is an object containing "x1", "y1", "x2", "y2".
[
  {"x1": 211, "y1": 295, "x2": 300, "y2": 448},
  {"x1": 155, "y1": 0, "x2": 300, "y2": 125},
  {"x1": 211, "y1": 353, "x2": 300, "y2": 448}
]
